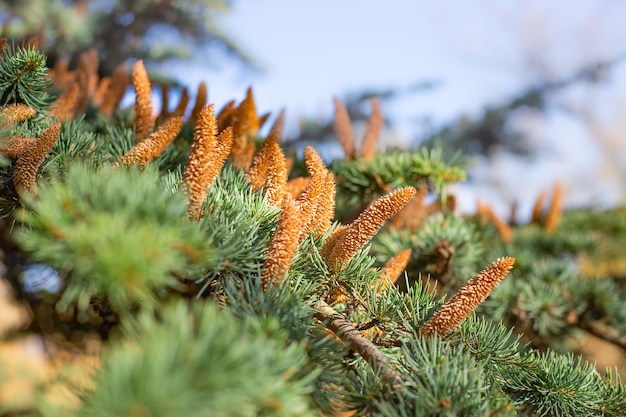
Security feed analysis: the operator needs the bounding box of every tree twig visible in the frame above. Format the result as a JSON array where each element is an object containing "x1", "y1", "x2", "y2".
[
  {"x1": 578, "y1": 316, "x2": 626, "y2": 350},
  {"x1": 314, "y1": 300, "x2": 403, "y2": 390}
]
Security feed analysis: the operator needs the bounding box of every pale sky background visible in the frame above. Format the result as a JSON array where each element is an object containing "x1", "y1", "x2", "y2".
[{"x1": 165, "y1": 0, "x2": 626, "y2": 219}]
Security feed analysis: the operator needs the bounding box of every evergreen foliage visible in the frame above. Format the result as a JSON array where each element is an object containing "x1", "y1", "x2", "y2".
[{"x1": 0, "y1": 37, "x2": 624, "y2": 417}]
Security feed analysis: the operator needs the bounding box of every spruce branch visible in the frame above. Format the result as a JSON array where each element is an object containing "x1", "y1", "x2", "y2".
[
  {"x1": 420, "y1": 257, "x2": 515, "y2": 337},
  {"x1": 0, "y1": 43, "x2": 51, "y2": 110},
  {"x1": 313, "y1": 299, "x2": 403, "y2": 389}
]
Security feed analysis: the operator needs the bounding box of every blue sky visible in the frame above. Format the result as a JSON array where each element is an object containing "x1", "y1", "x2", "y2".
[{"x1": 166, "y1": 0, "x2": 626, "y2": 216}]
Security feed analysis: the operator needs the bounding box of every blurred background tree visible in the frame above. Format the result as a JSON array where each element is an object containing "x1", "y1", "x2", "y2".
[{"x1": 0, "y1": 0, "x2": 256, "y2": 74}]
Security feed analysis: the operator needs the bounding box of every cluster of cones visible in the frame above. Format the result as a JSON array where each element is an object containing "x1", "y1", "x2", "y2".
[{"x1": 0, "y1": 46, "x2": 521, "y2": 338}]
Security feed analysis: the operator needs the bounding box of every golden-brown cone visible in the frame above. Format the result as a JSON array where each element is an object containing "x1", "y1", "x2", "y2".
[
  {"x1": 121, "y1": 116, "x2": 182, "y2": 168},
  {"x1": 332, "y1": 97, "x2": 355, "y2": 160},
  {"x1": 49, "y1": 82, "x2": 80, "y2": 120},
  {"x1": 132, "y1": 60, "x2": 155, "y2": 140},
  {"x1": 310, "y1": 171, "x2": 336, "y2": 237},
  {"x1": 531, "y1": 189, "x2": 547, "y2": 224},
  {"x1": 268, "y1": 109, "x2": 286, "y2": 141},
  {"x1": 544, "y1": 182, "x2": 562, "y2": 234},
  {"x1": 263, "y1": 142, "x2": 288, "y2": 207},
  {"x1": 245, "y1": 132, "x2": 281, "y2": 190},
  {"x1": 0, "y1": 136, "x2": 35, "y2": 158},
  {"x1": 321, "y1": 224, "x2": 348, "y2": 265},
  {"x1": 262, "y1": 194, "x2": 303, "y2": 288},
  {"x1": 389, "y1": 187, "x2": 428, "y2": 231},
  {"x1": 49, "y1": 57, "x2": 75, "y2": 89},
  {"x1": 360, "y1": 97, "x2": 383, "y2": 161},
  {"x1": 99, "y1": 63, "x2": 129, "y2": 116},
  {"x1": 246, "y1": 145, "x2": 270, "y2": 190},
  {"x1": 190, "y1": 81, "x2": 208, "y2": 123},
  {"x1": 377, "y1": 248, "x2": 412, "y2": 291},
  {"x1": 238, "y1": 87, "x2": 260, "y2": 138},
  {"x1": 258, "y1": 112, "x2": 271, "y2": 129},
  {"x1": 13, "y1": 124, "x2": 61, "y2": 193},
  {"x1": 327, "y1": 186, "x2": 416, "y2": 272},
  {"x1": 159, "y1": 83, "x2": 170, "y2": 120},
  {"x1": 171, "y1": 87, "x2": 189, "y2": 118},
  {"x1": 296, "y1": 170, "x2": 324, "y2": 241},
  {"x1": 217, "y1": 100, "x2": 236, "y2": 132},
  {"x1": 188, "y1": 126, "x2": 234, "y2": 220},
  {"x1": 93, "y1": 76, "x2": 111, "y2": 106},
  {"x1": 1, "y1": 104, "x2": 37, "y2": 127},
  {"x1": 183, "y1": 105, "x2": 218, "y2": 219},
  {"x1": 287, "y1": 177, "x2": 309, "y2": 198},
  {"x1": 420, "y1": 257, "x2": 515, "y2": 337}
]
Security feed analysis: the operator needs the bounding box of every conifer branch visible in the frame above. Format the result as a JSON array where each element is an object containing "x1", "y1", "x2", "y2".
[
  {"x1": 577, "y1": 316, "x2": 626, "y2": 350},
  {"x1": 420, "y1": 257, "x2": 515, "y2": 337},
  {"x1": 332, "y1": 97, "x2": 356, "y2": 160},
  {"x1": 13, "y1": 123, "x2": 61, "y2": 193},
  {"x1": 314, "y1": 300, "x2": 403, "y2": 389},
  {"x1": 132, "y1": 60, "x2": 155, "y2": 140},
  {"x1": 326, "y1": 187, "x2": 416, "y2": 271},
  {"x1": 121, "y1": 116, "x2": 182, "y2": 168}
]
